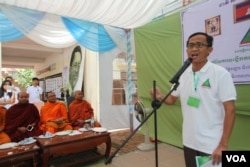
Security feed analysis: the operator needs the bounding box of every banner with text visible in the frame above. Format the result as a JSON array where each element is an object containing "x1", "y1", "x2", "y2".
[{"x1": 182, "y1": 0, "x2": 250, "y2": 84}]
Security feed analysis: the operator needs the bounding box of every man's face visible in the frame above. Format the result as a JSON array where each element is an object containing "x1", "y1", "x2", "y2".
[
  {"x1": 69, "y1": 52, "x2": 81, "y2": 90},
  {"x1": 18, "y1": 92, "x2": 29, "y2": 103},
  {"x1": 186, "y1": 34, "x2": 213, "y2": 64},
  {"x1": 47, "y1": 92, "x2": 57, "y2": 103},
  {"x1": 6, "y1": 78, "x2": 12, "y2": 82},
  {"x1": 75, "y1": 91, "x2": 83, "y2": 100},
  {"x1": 32, "y1": 80, "x2": 39, "y2": 86}
]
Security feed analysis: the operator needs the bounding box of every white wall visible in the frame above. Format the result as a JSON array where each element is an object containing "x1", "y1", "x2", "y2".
[
  {"x1": 83, "y1": 49, "x2": 99, "y2": 121},
  {"x1": 35, "y1": 45, "x2": 73, "y2": 79}
]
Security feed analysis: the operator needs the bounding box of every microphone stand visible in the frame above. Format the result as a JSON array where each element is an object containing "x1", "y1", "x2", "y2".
[{"x1": 105, "y1": 80, "x2": 180, "y2": 166}]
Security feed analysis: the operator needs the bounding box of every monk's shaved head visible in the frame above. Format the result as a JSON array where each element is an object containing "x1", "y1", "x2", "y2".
[
  {"x1": 46, "y1": 92, "x2": 57, "y2": 103},
  {"x1": 74, "y1": 90, "x2": 82, "y2": 96},
  {"x1": 18, "y1": 91, "x2": 29, "y2": 98},
  {"x1": 18, "y1": 91, "x2": 29, "y2": 103},
  {"x1": 74, "y1": 90, "x2": 84, "y2": 100}
]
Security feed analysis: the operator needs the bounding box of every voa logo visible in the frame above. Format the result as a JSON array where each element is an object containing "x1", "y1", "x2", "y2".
[
  {"x1": 226, "y1": 155, "x2": 246, "y2": 163},
  {"x1": 222, "y1": 151, "x2": 250, "y2": 167}
]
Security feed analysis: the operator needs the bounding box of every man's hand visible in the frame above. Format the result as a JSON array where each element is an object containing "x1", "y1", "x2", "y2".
[
  {"x1": 77, "y1": 119, "x2": 84, "y2": 124},
  {"x1": 52, "y1": 118, "x2": 64, "y2": 124},
  {"x1": 150, "y1": 87, "x2": 163, "y2": 100},
  {"x1": 211, "y1": 144, "x2": 227, "y2": 165},
  {"x1": 18, "y1": 127, "x2": 27, "y2": 133}
]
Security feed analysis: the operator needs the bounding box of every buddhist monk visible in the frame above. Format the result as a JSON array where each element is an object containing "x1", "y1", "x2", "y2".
[
  {"x1": 0, "y1": 107, "x2": 11, "y2": 144},
  {"x1": 5, "y1": 92, "x2": 42, "y2": 142},
  {"x1": 40, "y1": 91, "x2": 72, "y2": 133},
  {"x1": 69, "y1": 90, "x2": 101, "y2": 130}
]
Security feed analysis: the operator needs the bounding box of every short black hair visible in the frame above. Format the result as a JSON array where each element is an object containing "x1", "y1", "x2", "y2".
[
  {"x1": 186, "y1": 32, "x2": 213, "y2": 47},
  {"x1": 5, "y1": 76, "x2": 13, "y2": 80},
  {"x1": 32, "y1": 77, "x2": 39, "y2": 81}
]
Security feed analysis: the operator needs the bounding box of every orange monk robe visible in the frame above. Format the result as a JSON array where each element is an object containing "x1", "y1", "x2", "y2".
[
  {"x1": 40, "y1": 102, "x2": 72, "y2": 133},
  {"x1": 69, "y1": 99, "x2": 101, "y2": 130},
  {"x1": 0, "y1": 107, "x2": 11, "y2": 144}
]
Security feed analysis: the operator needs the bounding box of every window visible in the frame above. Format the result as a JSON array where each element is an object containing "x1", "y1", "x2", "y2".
[{"x1": 112, "y1": 52, "x2": 137, "y2": 105}]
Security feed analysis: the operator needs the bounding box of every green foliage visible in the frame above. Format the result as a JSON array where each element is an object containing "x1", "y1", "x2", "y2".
[{"x1": 16, "y1": 69, "x2": 34, "y2": 88}]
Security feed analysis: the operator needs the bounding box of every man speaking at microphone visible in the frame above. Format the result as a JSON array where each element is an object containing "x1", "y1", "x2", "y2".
[{"x1": 150, "y1": 32, "x2": 236, "y2": 167}]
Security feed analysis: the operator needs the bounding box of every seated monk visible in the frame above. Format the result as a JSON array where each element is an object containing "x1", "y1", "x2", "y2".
[
  {"x1": 0, "y1": 107, "x2": 11, "y2": 144},
  {"x1": 40, "y1": 92, "x2": 72, "y2": 133},
  {"x1": 5, "y1": 92, "x2": 42, "y2": 142},
  {"x1": 69, "y1": 90, "x2": 101, "y2": 130}
]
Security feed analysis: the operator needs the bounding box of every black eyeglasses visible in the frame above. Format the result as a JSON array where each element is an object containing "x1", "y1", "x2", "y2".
[{"x1": 186, "y1": 42, "x2": 209, "y2": 49}]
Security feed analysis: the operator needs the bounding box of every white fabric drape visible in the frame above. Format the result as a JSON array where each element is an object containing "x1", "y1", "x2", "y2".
[
  {"x1": 104, "y1": 26, "x2": 136, "y2": 56},
  {"x1": 0, "y1": 0, "x2": 170, "y2": 28},
  {"x1": 1, "y1": 5, "x2": 76, "y2": 48},
  {"x1": 104, "y1": 26, "x2": 127, "y2": 52},
  {"x1": 26, "y1": 14, "x2": 76, "y2": 48}
]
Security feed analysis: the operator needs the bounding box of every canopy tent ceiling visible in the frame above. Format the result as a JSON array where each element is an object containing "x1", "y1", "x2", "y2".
[
  {"x1": 0, "y1": 0, "x2": 195, "y2": 69},
  {"x1": 0, "y1": 0, "x2": 172, "y2": 29}
]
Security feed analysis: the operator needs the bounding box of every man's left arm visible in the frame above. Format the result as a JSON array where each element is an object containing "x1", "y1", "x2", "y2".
[{"x1": 212, "y1": 100, "x2": 236, "y2": 165}]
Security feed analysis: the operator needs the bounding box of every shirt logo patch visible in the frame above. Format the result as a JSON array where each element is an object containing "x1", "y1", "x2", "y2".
[{"x1": 202, "y1": 79, "x2": 211, "y2": 88}]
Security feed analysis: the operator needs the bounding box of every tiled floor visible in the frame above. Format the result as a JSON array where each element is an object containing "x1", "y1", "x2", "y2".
[
  {"x1": 106, "y1": 143, "x2": 184, "y2": 167},
  {"x1": 82, "y1": 129, "x2": 185, "y2": 167}
]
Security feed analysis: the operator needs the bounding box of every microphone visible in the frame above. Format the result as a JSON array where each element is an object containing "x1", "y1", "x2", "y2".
[{"x1": 169, "y1": 58, "x2": 193, "y2": 84}]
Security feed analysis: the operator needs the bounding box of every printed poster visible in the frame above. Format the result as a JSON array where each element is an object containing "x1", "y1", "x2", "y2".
[{"x1": 182, "y1": 0, "x2": 250, "y2": 84}]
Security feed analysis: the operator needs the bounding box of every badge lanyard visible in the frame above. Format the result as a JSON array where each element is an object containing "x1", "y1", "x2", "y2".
[{"x1": 193, "y1": 71, "x2": 200, "y2": 91}]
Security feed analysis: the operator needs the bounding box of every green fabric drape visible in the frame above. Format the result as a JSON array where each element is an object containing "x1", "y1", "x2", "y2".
[{"x1": 134, "y1": 12, "x2": 250, "y2": 149}]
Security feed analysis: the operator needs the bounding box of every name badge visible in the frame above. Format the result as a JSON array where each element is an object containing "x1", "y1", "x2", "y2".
[{"x1": 187, "y1": 96, "x2": 200, "y2": 108}]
